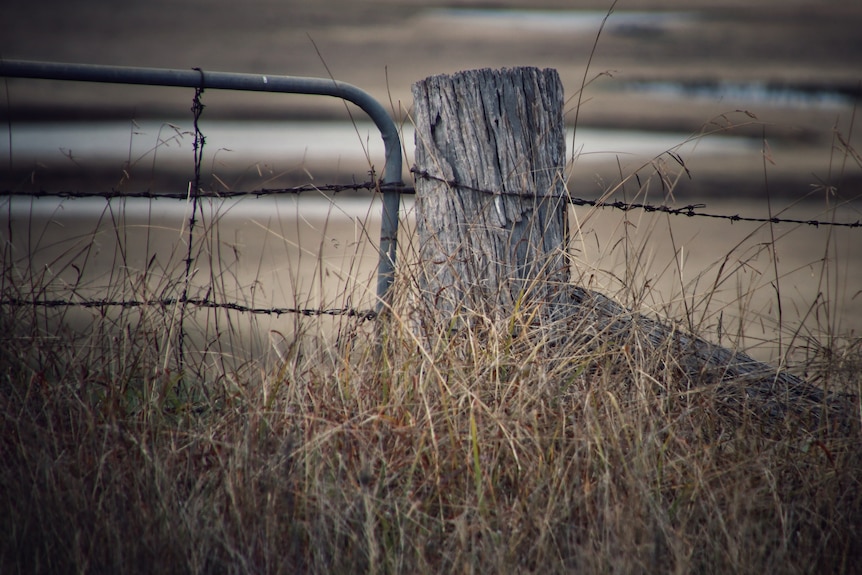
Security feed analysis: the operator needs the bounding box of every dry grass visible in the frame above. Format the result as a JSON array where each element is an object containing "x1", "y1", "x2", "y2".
[{"x1": 2, "y1": 186, "x2": 861, "y2": 575}]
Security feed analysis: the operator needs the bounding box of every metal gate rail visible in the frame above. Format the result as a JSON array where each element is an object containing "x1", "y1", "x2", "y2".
[{"x1": 0, "y1": 59, "x2": 402, "y2": 311}]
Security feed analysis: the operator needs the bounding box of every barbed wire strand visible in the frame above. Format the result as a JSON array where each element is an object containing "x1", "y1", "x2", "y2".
[
  {"x1": 409, "y1": 167, "x2": 862, "y2": 229},
  {"x1": 0, "y1": 182, "x2": 382, "y2": 199},
  {"x1": 177, "y1": 83, "x2": 206, "y2": 372},
  {"x1": 2, "y1": 172, "x2": 859, "y2": 229},
  {"x1": 0, "y1": 296, "x2": 377, "y2": 321}
]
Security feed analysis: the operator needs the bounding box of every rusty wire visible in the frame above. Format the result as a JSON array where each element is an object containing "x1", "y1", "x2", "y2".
[
  {"x1": 0, "y1": 296, "x2": 378, "y2": 321},
  {"x1": 4, "y1": 171, "x2": 857, "y2": 229},
  {"x1": 177, "y1": 82, "x2": 207, "y2": 369},
  {"x1": 410, "y1": 168, "x2": 862, "y2": 229},
  {"x1": 0, "y1": 181, "x2": 391, "y2": 199},
  {"x1": 4, "y1": 167, "x2": 860, "y2": 229}
]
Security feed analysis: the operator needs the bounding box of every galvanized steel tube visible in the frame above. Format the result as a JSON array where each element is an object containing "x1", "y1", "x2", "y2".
[{"x1": 0, "y1": 59, "x2": 402, "y2": 310}]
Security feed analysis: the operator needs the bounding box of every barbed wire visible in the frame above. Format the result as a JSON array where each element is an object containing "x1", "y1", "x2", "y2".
[
  {"x1": 410, "y1": 168, "x2": 862, "y2": 229},
  {"x1": 0, "y1": 181, "x2": 386, "y2": 199},
  {"x1": 177, "y1": 81, "x2": 207, "y2": 370},
  {"x1": 3, "y1": 171, "x2": 858, "y2": 229},
  {"x1": 0, "y1": 296, "x2": 378, "y2": 321}
]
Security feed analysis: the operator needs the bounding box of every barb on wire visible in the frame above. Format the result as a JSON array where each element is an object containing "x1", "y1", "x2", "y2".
[
  {"x1": 0, "y1": 181, "x2": 403, "y2": 200},
  {"x1": 0, "y1": 296, "x2": 378, "y2": 321},
  {"x1": 410, "y1": 167, "x2": 862, "y2": 229},
  {"x1": 2, "y1": 169, "x2": 859, "y2": 229},
  {"x1": 178, "y1": 83, "x2": 207, "y2": 371}
]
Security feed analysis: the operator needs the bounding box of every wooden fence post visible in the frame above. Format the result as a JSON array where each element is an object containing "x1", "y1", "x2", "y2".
[
  {"x1": 412, "y1": 67, "x2": 569, "y2": 323},
  {"x1": 409, "y1": 67, "x2": 853, "y2": 431}
]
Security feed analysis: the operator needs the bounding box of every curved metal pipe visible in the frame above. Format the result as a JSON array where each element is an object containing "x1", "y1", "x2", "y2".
[{"x1": 0, "y1": 59, "x2": 402, "y2": 310}]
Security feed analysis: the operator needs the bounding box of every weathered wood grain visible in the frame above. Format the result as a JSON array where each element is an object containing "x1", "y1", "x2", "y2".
[{"x1": 412, "y1": 67, "x2": 569, "y2": 319}]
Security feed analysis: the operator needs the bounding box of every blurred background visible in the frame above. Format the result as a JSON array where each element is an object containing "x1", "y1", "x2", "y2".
[
  {"x1": 2, "y1": 0, "x2": 862, "y2": 349},
  {"x1": 2, "y1": 0, "x2": 860, "y2": 197}
]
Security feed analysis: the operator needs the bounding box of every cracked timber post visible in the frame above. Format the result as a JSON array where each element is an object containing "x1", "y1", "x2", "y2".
[{"x1": 412, "y1": 67, "x2": 570, "y2": 325}]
